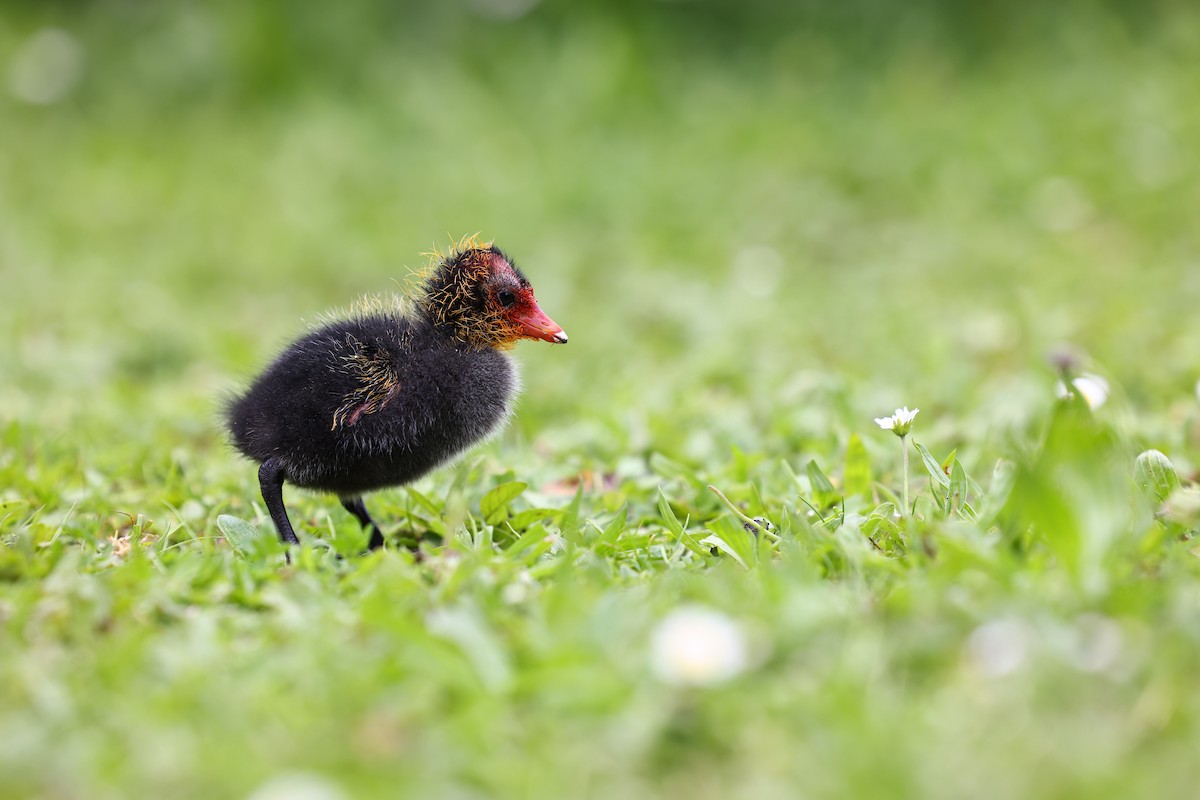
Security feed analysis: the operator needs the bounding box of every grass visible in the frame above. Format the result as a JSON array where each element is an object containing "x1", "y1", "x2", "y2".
[{"x1": 3, "y1": 2, "x2": 1200, "y2": 798}]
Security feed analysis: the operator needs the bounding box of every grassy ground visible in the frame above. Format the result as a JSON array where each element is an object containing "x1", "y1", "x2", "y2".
[{"x1": 3, "y1": 3, "x2": 1200, "y2": 798}]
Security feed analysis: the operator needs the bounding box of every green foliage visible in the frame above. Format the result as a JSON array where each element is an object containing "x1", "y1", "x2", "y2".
[
  {"x1": 1135, "y1": 449, "x2": 1180, "y2": 501},
  {"x1": 3, "y1": 3, "x2": 1200, "y2": 799},
  {"x1": 843, "y1": 433, "x2": 873, "y2": 500},
  {"x1": 805, "y1": 458, "x2": 841, "y2": 511},
  {"x1": 480, "y1": 480, "x2": 528, "y2": 525}
]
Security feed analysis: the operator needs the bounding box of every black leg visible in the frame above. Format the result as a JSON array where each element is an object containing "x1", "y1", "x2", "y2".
[
  {"x1": 258, "y1": 458, "x2": 300, "y2": 546},
  {"x1": 340, "y1": 495, "x2": 385, "y2": 550}
]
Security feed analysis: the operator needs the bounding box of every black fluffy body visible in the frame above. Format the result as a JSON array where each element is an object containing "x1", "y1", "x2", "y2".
[{"x1": 226, "y1": 308, "x2": 516, "y2": 549}]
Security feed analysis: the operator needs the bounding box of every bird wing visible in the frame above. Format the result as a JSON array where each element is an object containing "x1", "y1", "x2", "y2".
[{"x1": 331, "y1": 334, "x2": 403, "y2": 430}]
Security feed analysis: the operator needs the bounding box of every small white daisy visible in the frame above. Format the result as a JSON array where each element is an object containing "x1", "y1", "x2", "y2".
[{"x1": 874, "y1": 407, "x2": 919, "y2": 437}]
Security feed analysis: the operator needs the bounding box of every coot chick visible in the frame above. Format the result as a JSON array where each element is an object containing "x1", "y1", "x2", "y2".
[{"x1": 226, "y1": 241, "x2": 567, "y2": 550}]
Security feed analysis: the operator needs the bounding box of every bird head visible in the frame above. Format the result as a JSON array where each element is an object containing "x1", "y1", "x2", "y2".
[{"x1": 420, "y1": 240, "x2": 567, "y2": 350}]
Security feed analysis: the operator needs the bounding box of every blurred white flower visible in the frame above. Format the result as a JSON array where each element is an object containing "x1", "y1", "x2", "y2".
[
  {"x1": 1032, "y1": 176, "x2": 1092, "y2": 232},
  {"x1": 732, "y1": 245, "x2": 783, "y2": 299},
  {"x1": 9, "y1": 28, "x2": 84, "y2": 105},
  {"x1": 1065, "y1": 614, "x2": 1123, "y2": 674},
  {"x1": 875, "y1": 407, "x2": 919, "y2": 437},
  {"x1": 1055, "y1": 373, "x2": 1109, "y2": 410},
  {"x1": 650, "y1": 605, "x2": 748, "y2": 687},
  {"x1": 465, "y1": 0, "x2": 542, "y2": 21},
  {"x1": 246, "y1": 773, "x2": 346, "y2": 800},
  {"x1": 965, "y1": 619, "x2": 1031, "y2": 678},
  {"x1": 500, "y1": 570, "x2": 538, "y2": 605}
]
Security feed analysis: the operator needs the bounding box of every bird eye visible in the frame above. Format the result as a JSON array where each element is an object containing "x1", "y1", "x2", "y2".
[{"x1": 497, "y1": 289, "x2": 516, "y2": 308}]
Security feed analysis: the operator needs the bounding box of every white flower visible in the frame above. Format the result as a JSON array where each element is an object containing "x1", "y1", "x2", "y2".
[
  {"x1": 650, "y1": 605, "x2": 748, "y2": 687},
  {"x1": 1064, "y1": 614, "x2": 1123, "y2": 674},
  {"x1": 1055, "y1": 373, "x2": 1109, "y2": 410},
  {"x1": 9, "y1": 29, "x2": 84, "y2": 106},
  {"x1": 874, "y1": 407, "x2": 919, "y2": 437},
  {"x1": 965, "y1": 619, "x2": 1031, "y2": 678},
  {"x1": 246, "y1": 773, "x2": 346, "y2": 800},
  {"x1": 500, "y1": 570, "x2": 538, "y2": 605}
]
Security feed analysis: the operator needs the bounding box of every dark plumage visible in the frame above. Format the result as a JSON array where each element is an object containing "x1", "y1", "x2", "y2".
[{"x1": 226, "y1": 241, "x2": 567, "y2": 550}]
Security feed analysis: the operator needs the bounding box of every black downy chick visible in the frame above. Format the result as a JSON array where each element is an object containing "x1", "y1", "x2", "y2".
[{"x1": 226, "y1": 241, "x2": 567, "y2": 550}]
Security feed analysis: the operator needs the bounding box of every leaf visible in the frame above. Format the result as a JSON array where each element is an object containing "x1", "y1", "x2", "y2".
[
  {"x1": 862, "y1": 502, "x2": 902, "y2": 548},
  {"x1": 1134, "y1": 450, "x2": 1180, "y2": 501},
  {"x1": 700, "y1": 515, "x2": 758, "y2": 568},
  {"x1": 406, "y1": 487, "x2": 442, "y2": 517},
  {"x1": 507, "y1": 507, "x2": 557, "y2": 531},
  {"x1": 983, "y1": 459, "x2": 1016, "y2": 519},
  {"x1": 843, "y1": 434, "x2": 872, "y2": 499},
  {"x1": 948, "y1": 459, "x2": 968, "y2": 516},
  {"x1": 595, "y1": 506, "x2": 628, "y2": 549},
  {"x1": 425, "y1": 604, "x2": 512, "y2": 694},
  {"x1": 505, "y1": 521, "x2": 556, "y2": 562},
  {"x1": 914, "y1": 442, "x2": 951, "y2": 488},
  {"x1": 217, "y1": 514, "x2": 269, "y2": 557},
  {"x1": 657, "y1": 488, "x2": 684, "y2": 538},
  {"x1": 558, "y1": 483, "x2": 585, "y2": 545},
  {"x1": 782, "y1": 458, "x2": 802, "y2": 487},
  {"x1": 996, "y1": 400, "x2": 1128, "y2": 581},
  {"x1": 657, "y1": 489, "x2": 709, "y2": 557},
  {"x1": 806, "y1": 459, "x2": 840, "y2": 509},
  {"x1": 699, "y1": 535, "x2": 748, "y2": 568},
  {"x1": 480, "y1": 481, "x2": 527, "y2": 525},
  {"x1": 649, "y1": 452, "x2": 699, "y2": 484}
]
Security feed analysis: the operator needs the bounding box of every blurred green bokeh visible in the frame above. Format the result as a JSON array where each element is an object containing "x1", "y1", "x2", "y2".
[{"x1": 4, "y1": 1, "x2": 1198, "y2": 436}]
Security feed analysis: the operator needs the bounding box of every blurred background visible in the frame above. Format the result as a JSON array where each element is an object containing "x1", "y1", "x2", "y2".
[
  {"x1": 5, "y1": 4, "x2": 1200, "y2": 798},
  {"x1": 2, "y1": 0, "x2": 1199, "y2": 487}
]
